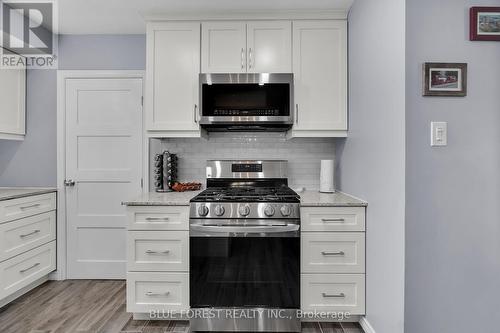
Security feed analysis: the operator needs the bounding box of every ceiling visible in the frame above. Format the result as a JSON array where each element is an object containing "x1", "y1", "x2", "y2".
[{"x1": 57, "y1": 0, "x2": 353, "y2": 34}]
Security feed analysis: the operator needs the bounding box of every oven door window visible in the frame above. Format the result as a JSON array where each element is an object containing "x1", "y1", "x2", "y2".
[{"x1": 190, "y1": 236, "x2": 299, "y2": 308}]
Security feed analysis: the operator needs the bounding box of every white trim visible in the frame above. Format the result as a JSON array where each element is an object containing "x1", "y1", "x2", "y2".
[
  {"x1": 143, "y1": 9, "x2": 351, "y2": 21},
  {"x1": 55, "y1": 70, "x2": 145, "y2": 280},
  {"x1": 359, "y1": 316, "x2": 376, "y2": 333},
  {"x1": 0, "y1": 133, "x2": 25, "y2": 140}
]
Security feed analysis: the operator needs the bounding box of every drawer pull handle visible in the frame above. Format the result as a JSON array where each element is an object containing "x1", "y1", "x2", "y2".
[
  {"x1": 20, "y1": 204, "x2": 41, "y2": 210},
  {"x1": 321, "y1": 251, "x2": 345, "y2": 256},
  {"x1": 145, "y1": 291, "x2": 170, "y2": 297},
  {"x1": 20, "y1": 262, "x2": 40, "y2": 273},
  {"x1": 20, "y1": 230, "x2": 41, "y2": 238},
  {"x1": 145, "y1": 217, "x2": 169, "y2": 221},
  {"x1": 145, "y1": 250, "x2": 170, "y2": 255},
  {"x1": 322, "y1": 292, "x2": 345, "y2": 298},
  {"x1": 321, "y1": 218, "x2": 345, "y2": 223}
]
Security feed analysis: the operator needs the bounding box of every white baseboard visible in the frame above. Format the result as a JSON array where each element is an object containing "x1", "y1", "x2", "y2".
[{"x1": 359, "y1": 316, "x2": 376, "y2": 333}]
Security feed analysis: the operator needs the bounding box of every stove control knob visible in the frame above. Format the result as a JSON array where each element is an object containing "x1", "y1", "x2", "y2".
[
  {"x1": 239, "y1": 205, "x2": 250, "y2": 217},
  {"x1": 214, "y1": 204, "x2": 225, "y2": 216},
  {"x1": 280, "y1": 205, "x2": 292, "y2": 217},
  {"x1": 197, "y1": 205, "x2": 209, "y2": 217},
  {"x1": 264, "y1": 205, "x2": 275, "y2": 217}
]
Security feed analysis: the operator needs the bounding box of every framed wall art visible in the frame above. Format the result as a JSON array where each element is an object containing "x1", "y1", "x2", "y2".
[
  {"x1": 470, "y1": 7, "x2": 500, "y2": 41},
  {"x1": 423, "y1": 63, "x2": 467, "y2": 97}
]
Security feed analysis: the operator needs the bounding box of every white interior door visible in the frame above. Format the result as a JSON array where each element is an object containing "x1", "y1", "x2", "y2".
[{"x1": 65, "y1": 76, "x2": 143, "y2": 279}]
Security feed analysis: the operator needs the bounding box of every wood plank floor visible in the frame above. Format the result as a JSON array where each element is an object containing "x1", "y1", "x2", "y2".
[{"x1": 0, "y1": 280, "x2": 364, "y2": 333}]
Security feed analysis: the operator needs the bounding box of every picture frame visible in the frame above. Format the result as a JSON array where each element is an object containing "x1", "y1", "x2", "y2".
[
  {"x1": 470, "y1": 7, "x2": 500, "y2": 41},
  {"x1": 422, "y1": 63, "x2": 467, "y2": 97}
]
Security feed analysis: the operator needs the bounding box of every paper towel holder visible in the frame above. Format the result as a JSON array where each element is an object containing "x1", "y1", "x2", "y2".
[{"x1": 319, "y1": 159, "x2": 336, "y2": 193}]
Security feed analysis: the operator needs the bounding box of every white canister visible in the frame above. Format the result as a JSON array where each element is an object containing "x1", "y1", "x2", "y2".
[{"x1": 320, "y1": 159, "x2": 335, "y2": 193}]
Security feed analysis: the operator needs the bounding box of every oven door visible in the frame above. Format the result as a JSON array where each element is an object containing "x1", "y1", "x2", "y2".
[{"x1": 189, "y1": 220, "x2": 300, "y2": 309}]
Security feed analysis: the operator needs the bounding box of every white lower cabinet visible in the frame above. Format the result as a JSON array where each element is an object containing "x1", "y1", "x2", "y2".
[
  {"x1": 300, "y1": 205, "x2": 366, "y2": 316},
  {"x1": 301, "y1": 273, "x2": 365, "y2": 315},
  {"x1": 127, "y1": 231, "x2": 189, "y2": 272},
  {"x1": 0, "y1": 241, "x2": 56, "y2": 300},
  {"x1": 301, "y1": 232, "x2": 365, "y2": 274},
  {"x1": 127, "y1": 272, "x2": 189, "y2": 313},
  {"x1": 126, "y1": 205, "x2": 189, "y2": 315},
  {"x1": 0, "y1": 192, "x2": 57, "y2": 306}
]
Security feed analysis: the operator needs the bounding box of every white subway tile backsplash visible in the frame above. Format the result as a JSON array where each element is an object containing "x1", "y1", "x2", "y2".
[{"x1": 151, "y1": 133, "x2": 335, "y2": 191}]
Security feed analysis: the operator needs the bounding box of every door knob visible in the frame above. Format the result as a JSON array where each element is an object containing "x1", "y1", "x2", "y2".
[{"x1": 64, "y1": 180, "x2": 75, "y2": 186}]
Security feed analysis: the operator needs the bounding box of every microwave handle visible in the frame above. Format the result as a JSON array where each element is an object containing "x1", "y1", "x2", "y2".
[{"x1": 295, "y1": 104, "x2": 299, "y2": 124}]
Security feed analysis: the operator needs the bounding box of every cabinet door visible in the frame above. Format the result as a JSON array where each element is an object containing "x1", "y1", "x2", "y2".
[
  {"x1": 292, "y1": 21, "x2": 347, "y2": 133},
  {"x1": 0, "y1": 53, "x2": 25, "y2": 140},
  {"x1": 201, "y1": 22, "x2": 247, "y2": 73},
  {"x1": 146, "y1": 22, "x2": 200, "y2": 134},
  {"x1": 247, "y1": 21, "x2": 292, "y2": 73}
]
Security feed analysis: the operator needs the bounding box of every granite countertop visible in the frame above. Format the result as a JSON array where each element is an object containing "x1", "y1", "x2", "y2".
[
  {"x1": 0, "y1": 187, "x2": 57, "y2": 201},
  {"x1": 299, "y1": 190, "x2": 367, "y2": 207},
  {"x1": 123, "y1": 189, "x2": 366, "y2": 207},
  {"x1": 123, "y1": 190, "x2": 202, "y2": 206}
]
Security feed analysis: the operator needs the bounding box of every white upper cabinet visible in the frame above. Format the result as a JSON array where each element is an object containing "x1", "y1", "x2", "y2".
[
  {"x1": 201, "y1": 22, "x2": 247, "y2": 73},
  {"x1": 201, "y1": 21, "x2": 292, "y2": 73},
  {"x1": 0, "y1": 56, "x2": 26, "y2": 141},
  {"x1": 146, "y1": 22, "x2": 201, "y2": 137},
  {"x1": 290, "y1": 20, "x2": 347, "y2": 137},
  {"x1": 246, "y1": 21, "x2": 292, "y2": 73}
]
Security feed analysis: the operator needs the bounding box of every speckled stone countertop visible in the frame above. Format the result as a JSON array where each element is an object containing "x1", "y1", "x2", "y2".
[
  {"x1": 123, "y1": 190, "x2": 202, "y2": 206},
  {"x1": 123, "y1": 189, "x2": 366, "y2": 207},
  {"x1": 0, "y1": 187, "x2": 57, "y2": 201},
  {"x1": 299, "y1": 190, "x2": 367, "y2": 207}
]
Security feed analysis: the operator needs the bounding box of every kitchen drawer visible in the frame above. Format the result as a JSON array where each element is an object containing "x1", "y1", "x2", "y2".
[
  {"x1": 0, "y1": 193, "x2": 56, "y2": 224},
  {"x1": 301, "y1": 207, "x2": 365, "y2": 232},
  {"x1": 0, "y1": 241, "x2": 56, "y2": 299},
  {"x1": 127, "y1": 272, "x2": 189, "y2": 313},
  {"x1": 127, "y1": 231, "x2": 188, "y2": 272},
  {"x1": 301, "y1": 232, "x2": 365, "y2": 274},
  {"x1": 0, "y1": 211, "x2": 56, "y2": 262},
  {"x1": 127, "y1": 206, "x2": 189, "y2": 231},
  {"x1": 301, "y1": 273, "x2": 365, "y2": 315}
]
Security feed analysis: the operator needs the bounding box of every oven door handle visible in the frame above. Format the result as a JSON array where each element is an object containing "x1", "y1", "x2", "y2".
[{"x1": 190, "y1": 223, "x2": 300, "y2": 235}]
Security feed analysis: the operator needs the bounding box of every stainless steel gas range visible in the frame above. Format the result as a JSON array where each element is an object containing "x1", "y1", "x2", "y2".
[{"x1": 189, "y1": 160, "x2": 301, "y2": 332}]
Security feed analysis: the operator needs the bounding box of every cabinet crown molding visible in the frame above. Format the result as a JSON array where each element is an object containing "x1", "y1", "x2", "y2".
[{"x1": 143, "y1": 9, "x2": 350, "y2": 22}]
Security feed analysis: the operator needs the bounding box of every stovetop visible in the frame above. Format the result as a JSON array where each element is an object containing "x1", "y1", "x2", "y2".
[{"x1": 191, "y1": 185, "x2": 300, "y2": 203}]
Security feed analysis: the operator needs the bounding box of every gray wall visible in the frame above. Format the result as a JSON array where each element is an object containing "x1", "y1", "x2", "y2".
[
  {"x1": 337, "y1": 0, "x2": 406, "y2": 332},
  {"x1": 152, "y1": 134, "x2": 336, "y2": 191},
  {"x1": 405, "y1": 1, "x2": 500, "y2": 333},
  {"x1": 0, "y1": 35, "x2": 146, "y2": 186}
]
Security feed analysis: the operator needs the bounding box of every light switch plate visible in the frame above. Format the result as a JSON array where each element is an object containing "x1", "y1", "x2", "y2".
[{"x1": 431, "y1": 122, "x2": 447, "y2": 146}]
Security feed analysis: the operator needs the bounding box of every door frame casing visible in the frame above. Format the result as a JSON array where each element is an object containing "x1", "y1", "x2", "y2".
[{"x1": 55, "y1": 70, "x2": 145, "y2": 280}]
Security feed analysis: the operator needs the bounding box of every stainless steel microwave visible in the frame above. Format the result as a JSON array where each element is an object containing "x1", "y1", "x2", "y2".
[{"x1": 199, "y1": 73, "x2": 293, "y2": 131}]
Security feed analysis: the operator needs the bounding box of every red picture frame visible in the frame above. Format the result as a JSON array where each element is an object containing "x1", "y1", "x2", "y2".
[{"x1": 470, "y1": 7, "x2": 500, "y2": 41}]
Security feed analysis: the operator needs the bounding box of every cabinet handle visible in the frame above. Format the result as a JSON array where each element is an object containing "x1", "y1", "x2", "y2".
[
  {"x1": 249, "y1": 48, "x2": 252, "y2": 69},
  {"x1": 295, "y1": 104, "x2": 299, "y2": 124},
  {"x1": 322, "y1": 292, "x2": 345, "y2": 298},
  {"x1": 145, "y1": 217, "x2": 169, "y2": 221},
  {"x1": 20, "y1": 204, "x2": 41, "y2": 210},
  {"x1": 194, "y1": 104, "x2": 198, "y2": 123},
  {"x1": 241, "y1": 48, "x2": 245, "y2": 70},
  {"x1": 321, "y1": 218, "x2": 345, "y2": 223},
  {"x1": 321, "y1": 251, "x2": 345, "y2": 256},
  {"x1": 20, "y1": 230, "x2": 41, "y2": 238},
  {"x1": 145, "y1": 250, "x2": 170, "y2": 255},
  {"x1": 145, "y1": 291, "x2": 170, "y2": 297},
  {"x1": 20, "y1": 262, "x2": 40, "y2": 273}
]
